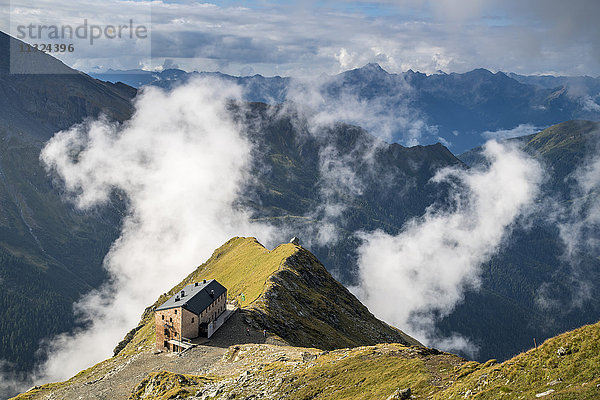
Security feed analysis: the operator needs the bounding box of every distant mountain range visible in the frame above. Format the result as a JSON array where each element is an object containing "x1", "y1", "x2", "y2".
[{"x1": 91, "y1": 64, "x2": 600, "y2": 153}]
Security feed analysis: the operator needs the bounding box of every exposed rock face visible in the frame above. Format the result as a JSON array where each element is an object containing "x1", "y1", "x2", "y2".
[
  {"x1": 387, "y1": 387, "x2": 412, "y2": 400},
  {"x1": 245, "y1": 245, "x2": 420, "y2": 350}
]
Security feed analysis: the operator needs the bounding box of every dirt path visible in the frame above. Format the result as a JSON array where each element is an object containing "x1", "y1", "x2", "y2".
[{"x1": 32, "y1": 310, "x2": 288, "y2": 400}]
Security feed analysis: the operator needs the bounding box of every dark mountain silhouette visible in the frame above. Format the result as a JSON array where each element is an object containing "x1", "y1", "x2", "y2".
[
  {"x1": 92, "y1": 64, "x2": 600, "y2": 153},
  {"x1": 0, "y1": 31, "x2": 135, "y2": 381}
]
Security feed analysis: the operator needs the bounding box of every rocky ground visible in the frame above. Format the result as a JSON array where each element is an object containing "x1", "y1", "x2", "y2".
[
  {"x1": 19, "y1": 311, "x2": 288, "y2": 400},
  {"x1": 128, "y1": 343, "x2": 463, "y2": 400},
  {"x1": 16, "y1": 237, "x2": 600, "y2": 400}
]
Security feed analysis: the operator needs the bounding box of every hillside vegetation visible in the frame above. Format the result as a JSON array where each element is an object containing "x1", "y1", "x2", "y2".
[
  {"x1": 122, "y1": 320, "x2": 600, "y2": 400},
  {"x1": 117, "y1": 237, "x2": 418, "y2": 356},
  {"x1": 11, "y1": 237, "x2": 420, "y2": 399},
  {"x1": 12, "y1": 237, "x2": 600, "y2": 400},
  {"x1": 123, "y1": 321, "x2": 600, "y2": 400},
  {"x1": 438, "y1": 320, "x2": 600, "y2": 399}
]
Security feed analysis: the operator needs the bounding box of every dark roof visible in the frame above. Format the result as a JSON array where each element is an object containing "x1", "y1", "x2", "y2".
[{"x1": 155, "y1": 279, "x2": 227, "y2": 315}]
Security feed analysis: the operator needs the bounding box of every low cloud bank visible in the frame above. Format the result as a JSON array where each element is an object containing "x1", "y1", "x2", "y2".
[
  {"x1": 482, "y1": 124, "x2": 541, "y2": 140},
  {"x1": 354, "y1": 141, "x2": 542, "y2": 355},
  {"x1": 280, "y1": 74, "x2": 435, "y2": 247},
  {"x1": 559, "y1": 137, "x2": 600, "y2": 256},
  {"x1": 36, "y1": 77, "x2": 276, "y2": 383}
]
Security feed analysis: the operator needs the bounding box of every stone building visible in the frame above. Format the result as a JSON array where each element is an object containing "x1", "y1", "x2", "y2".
[{"x1": 155, "y1": 279, "x2": 227, "y2": 352}]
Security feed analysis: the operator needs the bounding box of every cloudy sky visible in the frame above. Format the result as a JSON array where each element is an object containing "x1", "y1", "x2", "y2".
[{"x1": 2, "y1": 0, "x2": 600, "y2": 77}]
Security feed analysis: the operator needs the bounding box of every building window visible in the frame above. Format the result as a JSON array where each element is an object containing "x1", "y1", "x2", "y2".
[
  {"x1": 191, "y1": 317, "x2": 195, "y2": 323},
  {"x1": 162, "y1": 315, "x2": 164, "y2": 320},
  {"x1": 175, "y1": 309, "x2": 177, "y2": 314},
  {"x1": 170, "y1": 317, "x2": 172, "y2": 322},
  {"x1": 164, "y1": 328, "x2": 169, "y2": 336},
  {"x1": 164, "y1": 341, "x2": 168, "y2": 349}
]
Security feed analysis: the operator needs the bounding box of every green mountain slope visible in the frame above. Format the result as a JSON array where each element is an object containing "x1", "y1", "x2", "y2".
[
  {"x1": 118, "y1": 237, "x2": 419, "y2": 355},
  {"x1": 450, "y1": 120, "x2": 600, "y2": 362},
  {"x1": 12, "y1": 237, "x2": 421, "y2": 400},
  {"x1": 122, "y1": 319, "x2": 600, "y2": 400},
  {"x1": 437, "y1": 320, "x2": 600, "y2": 399},
  {"x1": 522, "y1": 120, "x2": 599, "y2": 189}
]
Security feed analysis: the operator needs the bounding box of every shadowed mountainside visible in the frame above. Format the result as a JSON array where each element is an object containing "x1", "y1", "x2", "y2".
[
  {"x1": 449, "y1": 120, "x2": 600, "y2": 362},
  {"x1": 0, "y1": 31, "x2": 135, "y2": 380}
]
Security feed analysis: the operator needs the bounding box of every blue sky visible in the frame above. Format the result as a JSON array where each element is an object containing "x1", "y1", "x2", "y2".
[{"x1": 2, "y1": 0, "x2": 599, "y2": 77}]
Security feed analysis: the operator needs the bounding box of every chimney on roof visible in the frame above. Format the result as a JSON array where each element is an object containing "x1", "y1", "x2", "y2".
[
  {"x1": 195, "y1": 282, "x2": 198, "y2": 287},
  {"x1": 210, "y1": 289, "x2": 215, "y2": 298},
  {"x1": 175, "y1": 296, "x2": 180, "y2": 302},
  {"x1": 203, "y1": 279, "x2": 206, "y2": 284},
  {"x1": 181, "y1": 290, "x2": 185, "y2": 297}
]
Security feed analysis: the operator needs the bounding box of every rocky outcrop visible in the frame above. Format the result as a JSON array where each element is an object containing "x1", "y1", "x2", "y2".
[
  {"x1": 127, "y1": 343, "x2": 464, "y2": 400},
  {"x1": 244, "y1": 244, "x2": 420, "y2": 350}
]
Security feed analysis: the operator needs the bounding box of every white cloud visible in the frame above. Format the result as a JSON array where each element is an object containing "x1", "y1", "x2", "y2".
[
  {"x1": 309, "y1": 145, "x2": 366, "y2": 246},
  {"x1": 334, "y1": 48, "x2": 355, "y2": 71},
  {"x1": 36, "y1": 77, "x2": 276, "y2": 382},
  {"x1": 0, "y1": 360, "x2": 28, "y2": 399},
  {"x1": 354, "y1": 140, "x2": 542, "y2": 354},
  {"x1": 558, "y1": 133, "x2": 600, "y2": 256},
  {"x1": 482, "y1": 124, "x2": 541, "y2": 140},
  {"x1": 285, "y1": 70, "x2": 433, "y2": 144},
  {"x1": 280, "y1": 72, "x2": 434, "y2": 246},
  {"x1": 3, "y1": 0, "x2": 599, "y2": 76},
  {"x1": 581, "y1": 96, "x2": 600, "y2": 112}
]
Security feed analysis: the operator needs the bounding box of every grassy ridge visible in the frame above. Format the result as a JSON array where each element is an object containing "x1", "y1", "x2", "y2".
[
  {"x1": 246, "y1": 247, "x2": 420, "y2": 349},
  {"x1": 119, "y1": 236, "x2": 417, "y2": 355},
  {"x1": 126, "y1": 321, "x2": 600, "y2": 399},
  {"x1": 188, "y1": 237, "x2": 294, "y2": 306},
  {"x1": 434, "y1": 320, "x2": 600, "y2": 399},
  {"x1": 118, "y1": 237, "x2": 296, "y2": 354}
]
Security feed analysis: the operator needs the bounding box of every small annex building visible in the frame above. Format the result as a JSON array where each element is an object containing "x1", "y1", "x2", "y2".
[{"x1": 155, "y1": 279, "x2": 227, "y2": 352}]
